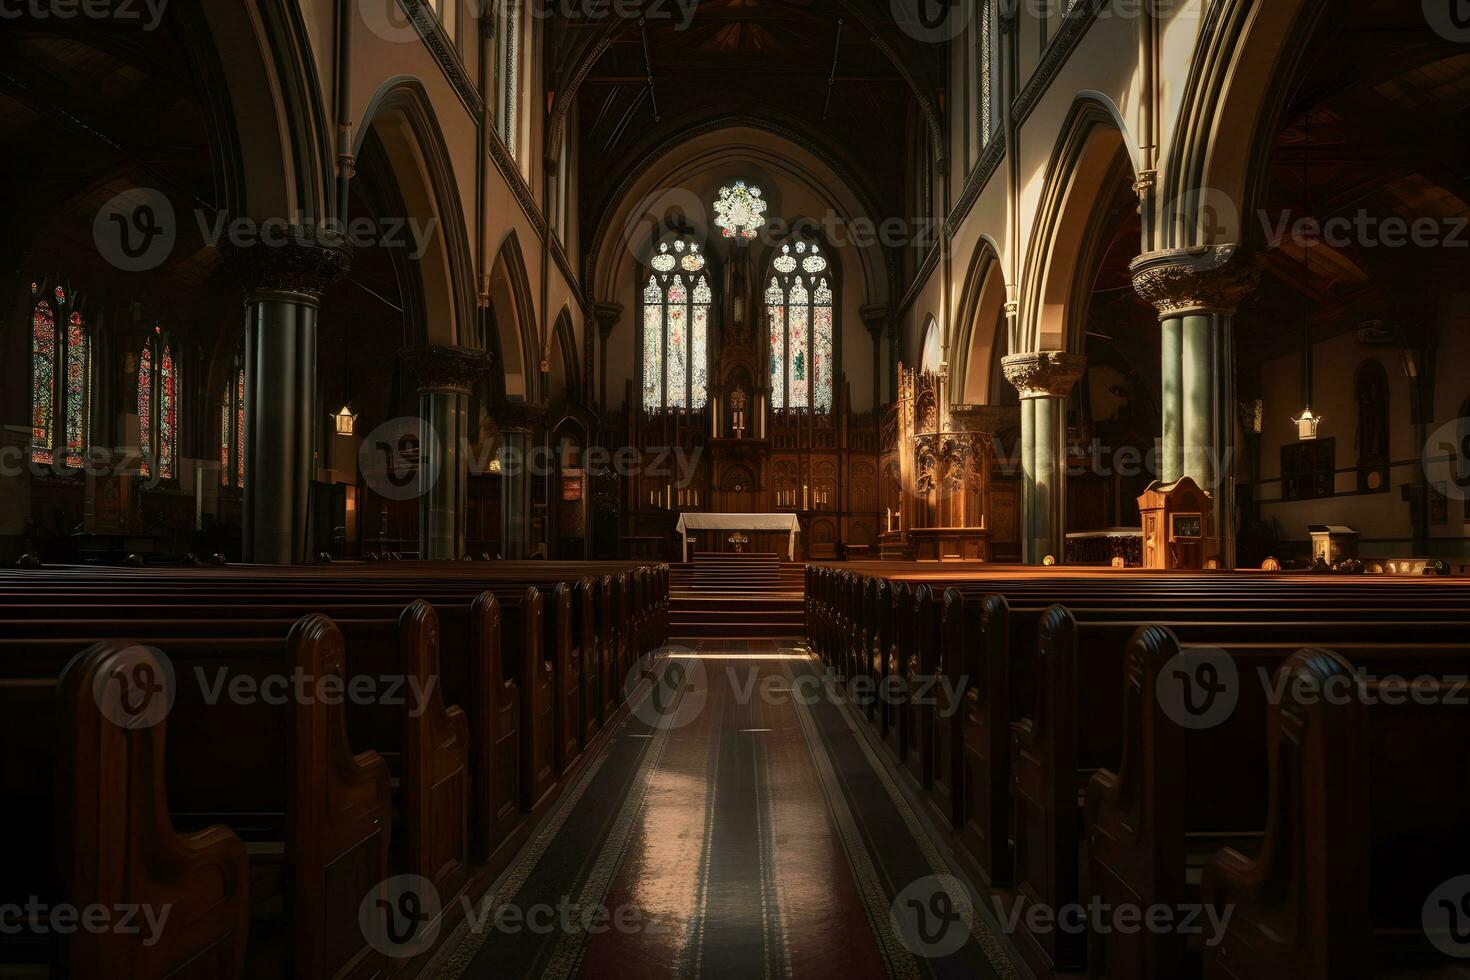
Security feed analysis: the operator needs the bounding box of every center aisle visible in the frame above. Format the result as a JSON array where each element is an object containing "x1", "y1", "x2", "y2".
[{"x1": 430, "y1": 640, "x2": 1017, "y2": 980}]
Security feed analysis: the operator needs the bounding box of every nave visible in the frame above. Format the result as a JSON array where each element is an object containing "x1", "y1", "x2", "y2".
[{"x1": 426, "y1": 638, "x2": 1009, "y2": 979}]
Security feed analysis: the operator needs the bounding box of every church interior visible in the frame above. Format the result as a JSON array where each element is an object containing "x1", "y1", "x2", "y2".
[{"x1": 1, "y1": 0, "x2": 1468, "y2": 977}]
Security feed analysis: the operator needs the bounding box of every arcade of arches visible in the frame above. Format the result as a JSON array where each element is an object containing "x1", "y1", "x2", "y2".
[
  {"x1": 3, "y1": 1, "x2": 1470, "y2": 977},
  {"x1": 2, "y1": 0, "x2": 1467, "y2": 570}
]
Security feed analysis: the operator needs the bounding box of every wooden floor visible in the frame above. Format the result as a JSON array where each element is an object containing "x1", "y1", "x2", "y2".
[{"x1": 427, "y1": 639, "x2": 1016, "y2": 979}]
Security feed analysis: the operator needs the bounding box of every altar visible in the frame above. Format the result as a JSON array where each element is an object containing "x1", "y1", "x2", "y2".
[{"x1": 673, "y1": 513, "x2": 801, "y2": 562}]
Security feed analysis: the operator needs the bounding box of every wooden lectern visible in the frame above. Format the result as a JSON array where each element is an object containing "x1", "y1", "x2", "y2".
[{"x1": 1137, "y1": 476, "x2": 1216, "y2": 570}]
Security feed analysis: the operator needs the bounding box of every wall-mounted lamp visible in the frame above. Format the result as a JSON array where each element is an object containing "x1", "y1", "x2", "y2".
[{"x1": 333, "y1": 404, "x2": 357, "y2": 436}]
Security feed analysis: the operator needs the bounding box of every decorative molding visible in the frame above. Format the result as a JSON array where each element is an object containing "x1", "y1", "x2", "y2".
[
  {"x1": 400, "y1": 344, "x2": 492, "y2": 395},
  {"x1": 1012, "y1": 1, "x2": 1101, "y2": 129},
  {"x1": 485, "y1": 129, "x2": 589, "y2": 314},
  {"x1": 896, "y1": 243, "x2": 942, "y2": 319},
  {"x1": 216, "y1": 225, "x2": 352, "y2": 304},
  {"x1": 946, "y1": 131, "x2": 1007, "y2": 237},
  {"x1": 1129, "y1": 245, "x2": 1261, "y2": 318},
  {"x1": 398, "y1": 0, "x2": 483, "y2": 116},
  {"x1": 1001, "y1": 350, "x2": 1086, "y2": 400}
]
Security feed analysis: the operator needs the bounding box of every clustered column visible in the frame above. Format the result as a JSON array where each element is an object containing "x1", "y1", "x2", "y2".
[
  {"x1": 1131, "y1": 246, "x2": 1260, "y2": 568},
  {"x1": 220, "y1": 226, "x2": 351, "y2": 565},
  {"x1": 402, "y1": 346, "x2": 491, "y2": 560},
  {"x1": 497, "y1": 402, "x2": 545, "y2": 559},
  {"x1": 1002, "y1": 350, "x2": 1086, "y2": 565}
]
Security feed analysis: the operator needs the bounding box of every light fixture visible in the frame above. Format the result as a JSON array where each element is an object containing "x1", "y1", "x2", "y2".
[
  {"x1": 333, "y1": 404, "x2": 357, "y2": 436},
  {"x1": 1291, "y1": 406, "x2": 1322, "y2": 441}
]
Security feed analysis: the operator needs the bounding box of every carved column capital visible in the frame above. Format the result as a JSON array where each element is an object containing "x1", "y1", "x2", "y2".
[
  {"x1": 217, "y1": 224, "x2": 353, "y2": 305},
  {"x1": 1130, "y1": 245, "x2": 1260, "y2": 319},
  {"x1": 1001, "y1": 350, "x2": 1086, "y2": 400},
  {"x1": 400, "y1": 345, "x2": 492, "y2": 396},
  {"x1": 592, "y1": 301, "x2": 623, "y2": 339},
  {"x1": 860, "y1": 302, "x2": 891, "y2": 336},
  {"x1": 495, "y1": 401, "x2": 547, "y2": 434}
]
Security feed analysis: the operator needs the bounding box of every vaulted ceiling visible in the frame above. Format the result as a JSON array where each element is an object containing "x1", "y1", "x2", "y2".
[{"x1": 550, "y1": 0, "x2": 945, "y2": 250}]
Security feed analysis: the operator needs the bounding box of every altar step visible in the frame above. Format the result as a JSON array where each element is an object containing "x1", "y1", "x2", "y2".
[{"x1": 669, "y1": 552, "x2": 805, "y2": 638}]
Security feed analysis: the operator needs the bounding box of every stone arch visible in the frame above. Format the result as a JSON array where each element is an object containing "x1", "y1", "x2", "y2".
[
  {"x1": 357, "y1": 78, "x2": 477, "y2": 347},
  {"x1": 195, "y1": 0, "x2": 336, "y2": 222},
  {"x1": 487, "y1": 230, "x2": 539, "y2": 403},
  {"x1": 951, "y1": 237, "x2": 1008, "y2": 404},
  {"x1": 1019, "y1": 94, "x2": 1138, "y2": 355},
  {"x1": 1159, "y1": 0, "x2": 1325, "y2": 249},
  {"x1": 547, "y1": 306, "x2": 581, "y2": 404}
]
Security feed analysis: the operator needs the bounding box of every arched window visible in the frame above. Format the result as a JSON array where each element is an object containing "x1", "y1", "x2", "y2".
[
  {"x1": 495, "y1": 0, "x2": 521, "y2": 158},
  {"x1": 1355, "y1": 359, "x2": 1389, "y2": 493},
  {"x1": 766, "y1": 240, "x2": 835, "y2": 413},
  {"x1": 220, "y1": 350, "x2": 245, "y2": 489},
  {"x1": 139, "y1": 326, "x2": 178, "y2": 481},
  {"x1": 29, "y1": 282, "x2": 91, "y2": 467},
  {"x1": 641, "y1": 237, "x2": 712, "y2": 410},
  {"x1": 921, "y1": 317, "x2": 942, "y2": 373}
]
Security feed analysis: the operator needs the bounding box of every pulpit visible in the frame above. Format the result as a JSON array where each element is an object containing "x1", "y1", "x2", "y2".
[{"x1": 1137, "y1": 477, "x2": 1216, "y2": 570}]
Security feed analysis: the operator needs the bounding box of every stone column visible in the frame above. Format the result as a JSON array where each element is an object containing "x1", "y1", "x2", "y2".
[
  {"x1": 1002, "y1": 351, "x2": 1086, "y2": 565},
  {"x1": 1131, "y1": 246, "x2": 1259, "y2": 568},
  {"x1": 592, "y1": 302, "x2": 622, "y2": 412},
  {"x1": 497, "y1": 402, "x2": 545, "y2": 559},
  {"x1": 220, "y1": 227, "x2": 351, "y2": 565},
  {"x1": 860, "y1": 303, "x2": 890, "y2": 410},
  {"x1": 402, "y1": 346, "x2": 491, "y2": 560}
]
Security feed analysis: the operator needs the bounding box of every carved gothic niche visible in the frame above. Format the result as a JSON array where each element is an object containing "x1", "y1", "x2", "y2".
[
  {"x1": 850, "y1": 461, "x2": 875, "y2": 512},
  {"x1": 722, "y1": 464, "x2": 754, "y2": 493}
]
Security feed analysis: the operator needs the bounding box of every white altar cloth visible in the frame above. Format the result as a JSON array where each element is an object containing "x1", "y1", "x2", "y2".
[{"x1": 673, "y1": 513, "x2": 801, "y2": 562}]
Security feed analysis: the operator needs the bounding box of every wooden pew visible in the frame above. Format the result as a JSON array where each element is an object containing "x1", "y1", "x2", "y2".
[
  {"x1": 1085, "y1": 628, "x2": 1470, "y2": 979},
  {"x1": 1203, "y1": 649, "x2": 1470, "y2": 979},
  {"x1": 57, "y1": 641, "x2": 250, "y2": 979},
  {"x1": 25, "y1": 616, "x2": 394, "y2": 979}
]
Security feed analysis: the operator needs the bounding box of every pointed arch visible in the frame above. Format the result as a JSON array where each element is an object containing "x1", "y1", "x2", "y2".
[
  {"x1": 951, "y1": 237, "x2": 1008, "y2": 404},
  {"x1": 1019, "y1": 94, "x2": 1138, "y2": 355},
  {"x1": 357, "y1": 77, "x2": 478, "y2": 348},
  {"x1": 488, "y1": 229, "x2": 540, "y2": 403},
  {"x1": 1159, "y1": 0, "x2": 1325, "y2": 249},
  {"x1": 548, "y1": 305, "x2": 581, "y2": 404}
]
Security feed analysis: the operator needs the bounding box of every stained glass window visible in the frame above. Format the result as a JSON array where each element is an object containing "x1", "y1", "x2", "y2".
[
  {"x1": 65, "y1": 313, "x2": 90, "y2": 467},
  {"x1": 138, "y1": 329, "x2": 179, "y2": 481},
  {"x1": 713, "y1": 180, "x2": 768, "y2": 240},
  {"x1": 641, "y1": 238, "x2": 713, "y2": 410},
  {"x1": 977, "y1": 0, "x2": 995, "y2": 148},
  {"x1": 30, "y1": 284, "x2": 91, "y2": 468},
  {"x1": 766, "y1": 240, "x2": 836, "y2": 412},
  {"x1": 30, "y1": 302, "x2": 55, "y2": 464},
  {"x1": 220, "y1": 355, "x2": 246, "y2": 488},
  {"x1": 498, "y1": 0, "x2": 519, "y2": 157}
]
